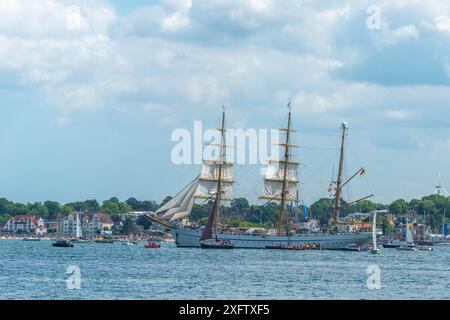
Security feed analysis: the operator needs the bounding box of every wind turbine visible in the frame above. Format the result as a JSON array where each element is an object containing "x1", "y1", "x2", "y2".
[{"x1": 436, "y1": 172, "x2": 449, "y2": 196}]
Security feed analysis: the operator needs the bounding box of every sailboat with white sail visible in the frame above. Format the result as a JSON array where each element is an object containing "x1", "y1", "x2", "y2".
[
  {"x1": 70, "y1": 212, "x2": 87, "y2": 243},
  {"x1": 76, "y1": 212, "x2": 82, "y2": 239},
  {"x1": 396, "y1": 224, "x2": 418, "y2": 251},
  {"x1": 149, "y1": 107, "x2": 372, "y2": 249},
  {"x1": 370, "y1": 211, "x2": 381, "y2": 254}
]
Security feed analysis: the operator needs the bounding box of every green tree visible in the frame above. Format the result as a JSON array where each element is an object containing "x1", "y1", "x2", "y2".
[
  {"x1": 44, "y1": 201, "x2": 61, "y2": 218},
  {"x1": 122, "y1": 217, "x2": 138, "y2": 235},
  {"x1": 28, "y1": 203, "x2": 49, "y2": 217},
  {"x1": 118, "y1": 202, "x2": 132, "y2": 214},
  {"x1": 101, "y1": 198, "x2": 131, "y2": 215},
  {"x1": 66, "y1": 201, "x2": 85, "y2": 212},
  {"x1": 0, "y1": 214, "x2": 11, "y2": 224},
  {"x1": 102, "y1": 202, "x2": 120, "y2": 215},
  {"x1": 136, "y1": 215, "x2": 152, "y2": 230},
  {"x1": 60, "y1": 205, "x2": 73, "y2": 215},
  {"x1": 191, "y1": 203, "x2": 211, "y2": 221},
  {"x1": 0, "y1": 198, "x2": 12, "y2": 215},
  {"x1": 311, "y1": 198, "x2": 334, "y2": 225},
  {"x1": 126, "y1": 197, "x2": 140, "y2": 210},
  {"x1": 389, "y1": 199, "x2": 409, "y2": 215},
  {"x1": 418, "y1": 199, "x2": 438, "y2": 215},
  {"x1": 231, "y1": 198, "x2": 250, "y2": 211},
  {"x1": 83, "y1": 199, "x2": 100, "y2": 212}
]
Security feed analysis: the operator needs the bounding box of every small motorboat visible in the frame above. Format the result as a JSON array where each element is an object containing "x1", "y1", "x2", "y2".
[
  {"x1": 52, "y1": 240, "x2": 74, "y2": 247},
  {"x1": 303, "y1": 244, "x2": 320, "y2": 250},
  {"x1": 162, "y1": 235, "x2": 175, "y2": 243},
  {"x1": 370, "y1": 248, "x2": 381, "y2": 254},
  {"x1": 22, "y1": 237, "x2": 41, "y2": 241},
  {"x1": 266, "y1": 244, "x2": 289, "y2": 250},
  {"x1": 396, "y1": 246, "x2": 418, "y2": 251},
  {"x1": 287, "y1": 245, "x2": 306, "y2": 251},
  {"x1": 144, "y1": 242, "x2": 161, "y2": 249},
  {"x1": 340, "y1": 244, "x2": 361, "y2": 252},
  {"x1": 416, "y1": 245, "x2": 433, "y2": 251},
  {"x1": 381, "y1": 239, "x2": 402, "y2": 248},
  {"x1": 200, "y1": 238, "x2": 234, "y2": 249},
  {"x1": 94, "y1": 237, "x2": 115, "y2": 244},
  {"x1": 435, "y1": 242, "x2": 450, "y2": 246}
]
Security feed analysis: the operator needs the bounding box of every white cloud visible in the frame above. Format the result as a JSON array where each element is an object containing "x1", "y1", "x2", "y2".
[
  {"x1": 161, "y1": 0, "x2": 192, "y2": 32},
  {"x1": 0, "y1": 0, "x2": 449, "y2": 131},
  {"x1": 0, "y1": 0, "x2": 124, "y2": 117},
  {"x1": 293, "y1": 93, "x2": 345, "y2": 115},
  {"x1": 163, "y1": 0, "x2": 192, "y2": 12},
  {"x1": 422, "y1": 16, "x2": 450, "y2": 34},
  {"x1": 0, "y1": 0, "x2": 115, "y2": 37},
  {"x1": 162, "y1": 11, "x2": 191, "y2": 32},
  {"x1": 373, "y1": 25, "x2": 419, "y2": 48},
  {"x1": 1, "y1": 0, "x2": 450, "y2": 204},
  {"x1": 391, "y1": 25, "x2": 419, "y2": 40},
  {"x1": 384, "y1": 110, "x2": 414, "y2": 119}
]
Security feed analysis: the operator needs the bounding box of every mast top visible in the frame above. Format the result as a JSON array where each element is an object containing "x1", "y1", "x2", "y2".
[
  {"x1": 287, "y1": 100, "x2": 292, "y2": 112},
  {"x1": 341, "y1": 122, "x2": 348, "y2": 129}
]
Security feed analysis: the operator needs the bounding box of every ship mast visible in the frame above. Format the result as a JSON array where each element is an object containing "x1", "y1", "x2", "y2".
[
  {"x1": 278, "y1": 103, "x2": 293, "y2": 236},
  {"x1": 332, "y1": 122, "x2": 348, "y2": 226},
  {"x1": 213, "y1": 108, "x2": 227, "y2": 236},
  {"x1": 200, "y1": 108, "x2": 234, "y2": 242}
]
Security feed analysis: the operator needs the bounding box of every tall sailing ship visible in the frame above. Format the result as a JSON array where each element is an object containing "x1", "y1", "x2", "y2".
[{"x1": 150, "y1": 107, "x2": 372, "y2": 249}]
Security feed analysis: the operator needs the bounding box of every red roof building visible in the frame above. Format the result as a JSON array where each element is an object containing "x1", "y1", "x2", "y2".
[{"x1": 3, "y1": 215, "x2": 47, "y2": 235}]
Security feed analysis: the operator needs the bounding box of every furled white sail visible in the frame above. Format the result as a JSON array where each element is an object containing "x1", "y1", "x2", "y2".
[
  {"x1": 261, "y1": 161, "x2": 299, "y2": 202},
  {"x1": 200, "y1": 161, "x2": 234, "y2": 183},
  {"x1": 195, "y1": 161, "x2": 234, "y2": 201},
  {"x1": 264, "y1": 162, "x2": 298, "y2": 183},
  {"x1": 156, "y1": 178, "x2": 199, "y2": 220},
  {"x1": 195, "y1": 180, "x2": 234, "y2": 201}
]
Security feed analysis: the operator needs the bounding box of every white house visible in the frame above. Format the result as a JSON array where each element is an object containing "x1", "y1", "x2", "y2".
[
  {"x1": 3, "y1": 215, "x2": 47, "y2": 235},
  {"x1": 58, "y1": 212, "x2": 113, "y2": 236}
]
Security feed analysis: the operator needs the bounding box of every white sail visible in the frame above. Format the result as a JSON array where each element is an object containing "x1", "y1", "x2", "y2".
[
  {"x1": 261, "y1": 162, "x2": 299, "y2": 202},
  {"x1": 406, "y1": 223, "x2": 414, "y2": 244},
  {"x1": 195, "y1": 161, "x2": 234, "y2": 201},
  {"x1": 372, "y1": 212, "x2": 377, "y2": 250},
  {"x1": 156, "y1": 178, "x2": 199, "y2": 220},
  {"x1": 75, "y1": 212, "x2": 82, "y2": 238},
  {"x1": 169, "y1": 182, "x2": 198, "y2": 221},
  {"x1": 265, "y1": 162, "x2": 298, "y2": 182},
  {"x1": 200, "y1": 161, "x2": 234, "y2": 182},
  {"x1": 195, "y1": 180, "x2": 233, "y2": 201}
]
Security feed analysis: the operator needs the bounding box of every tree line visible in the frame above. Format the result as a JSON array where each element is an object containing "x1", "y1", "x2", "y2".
[
  {"x1": 0, "y1": 197, "x2": 159, "y2": 224},
  {"x1": 0, "y1": 194, "x2": 448, "y2": 232}
]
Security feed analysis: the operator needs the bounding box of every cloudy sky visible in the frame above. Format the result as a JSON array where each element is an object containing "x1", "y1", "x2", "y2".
[{"x1": 0, "y1": 0, "x2": 449, "y2": 205}]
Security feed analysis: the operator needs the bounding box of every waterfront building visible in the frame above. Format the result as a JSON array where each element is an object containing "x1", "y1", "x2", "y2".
[
  {"x1": 3, "y1": 215, "x2": 47, "y2": 235},
  {"x1": 45, "y1": 221, "x2": 59, "y2": 234},
  {"x1": 292, "y1": 219, "x2": 320, "y2": 233},
  {"x1": 58, "y1": 212, "x2": 113, "y2": 236}
]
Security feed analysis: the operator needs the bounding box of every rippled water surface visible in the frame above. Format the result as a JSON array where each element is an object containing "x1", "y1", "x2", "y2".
[{"x1": 0, "y1": 240, "x2": 449, "y2": 300}]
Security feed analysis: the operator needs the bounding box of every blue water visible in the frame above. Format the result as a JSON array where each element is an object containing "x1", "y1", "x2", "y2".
[{"x1": 0, "y1": 240, "x2": 449, "y2": 300}]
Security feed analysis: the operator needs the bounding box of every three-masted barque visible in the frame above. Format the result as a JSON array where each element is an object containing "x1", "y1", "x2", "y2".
[{"x1": 150, "y1": 106, "x2": 372, "y2": 249}]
